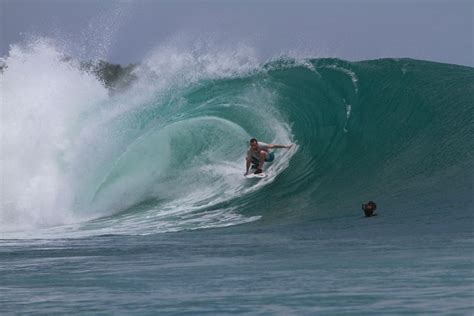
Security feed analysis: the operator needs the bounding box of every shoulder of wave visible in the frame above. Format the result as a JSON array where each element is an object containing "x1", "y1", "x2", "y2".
[{"x1": 352, "y1": 57, "x2": 473, "y2": 70}]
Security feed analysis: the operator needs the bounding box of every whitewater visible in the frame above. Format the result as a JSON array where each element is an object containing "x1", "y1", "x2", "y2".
[
  {"x1": 1, "y1": 40, "x2": 297, "y2": 237},
  {"x1": 1, "y1": 39, "x2": 473, "y2": 314}
]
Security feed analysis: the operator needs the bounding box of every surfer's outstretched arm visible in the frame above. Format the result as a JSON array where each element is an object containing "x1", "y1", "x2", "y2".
[{"x1": 268, "y1": 144, "x2": 292, "y2": 149}]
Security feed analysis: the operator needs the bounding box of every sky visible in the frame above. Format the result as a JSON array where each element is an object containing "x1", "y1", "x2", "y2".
[{"x1": 1, "y1": 0, "x2": 473, "y2": 66}]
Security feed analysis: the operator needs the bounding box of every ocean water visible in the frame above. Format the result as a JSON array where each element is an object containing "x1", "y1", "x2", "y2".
[{"x1": 1, "y1": 41, "x2": 473, "y2": 314}]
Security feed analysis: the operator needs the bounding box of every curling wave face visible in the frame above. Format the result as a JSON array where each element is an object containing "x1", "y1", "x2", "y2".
[
  {"x1": 1, "y1": 40, "x2": 472, "y2": 238},
  {"x1": 0, "y1": 40, "x2": 295, "y2": 237}
]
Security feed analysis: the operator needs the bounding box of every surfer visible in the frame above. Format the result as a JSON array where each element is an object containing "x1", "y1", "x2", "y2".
[
  {"x1": 245, "y1": 138, "x2": 292, "y2": 175},
  {"x1": 362, "y1": 201, "x2": 377, "y2": 217}
]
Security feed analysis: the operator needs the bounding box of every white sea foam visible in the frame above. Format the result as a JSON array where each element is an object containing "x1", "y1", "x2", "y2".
[
  {"x1": 0, "y1": 40, "x2": 109, "y2": 232},
  {"x1": 343, "y1": 99, "x2": 352, "y2": 133},
  {"x1": 0, "y1": 38, "x2": 296, "y2": 238}
]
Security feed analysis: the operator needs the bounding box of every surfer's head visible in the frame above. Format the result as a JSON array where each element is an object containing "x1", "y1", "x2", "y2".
[
  {"x1": 362, "y1": 201, "x2": 377, "y2": 217},
  {"x1": 249, "y1": 138, "x2": 258, "y2": 149}
]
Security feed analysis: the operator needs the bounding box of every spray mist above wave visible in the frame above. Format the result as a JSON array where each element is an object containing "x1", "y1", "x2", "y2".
[
  {"x1": 0, "y1": 39, "x2": 109, "y2": 231},
  {"x1": 0, "y1": 38, "x2": 296, "y2": 237}
]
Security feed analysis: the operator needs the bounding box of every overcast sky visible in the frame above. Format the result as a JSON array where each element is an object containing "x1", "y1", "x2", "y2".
[{"x1": 1, "y1": 0, "x2": 473, "y2": 66}]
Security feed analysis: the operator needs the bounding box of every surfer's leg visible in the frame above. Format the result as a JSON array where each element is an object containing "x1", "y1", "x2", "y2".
[
  {"x1": 265, "y1": 152, "x2": 275, "y2": 162},
  {"x1": 251, "y1": 157, "x2": 259, "y2": 169},
  {"x1": 258, "y1": 150, "x2": 267, "y2": 169}
]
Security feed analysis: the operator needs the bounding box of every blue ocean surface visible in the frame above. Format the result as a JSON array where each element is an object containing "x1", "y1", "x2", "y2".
[{"x1": 0, "y1": 42, "x2": 473, "y2": 314}]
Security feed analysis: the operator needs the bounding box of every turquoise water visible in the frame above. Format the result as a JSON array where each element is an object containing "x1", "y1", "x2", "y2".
[{"x1": 1, "y1": 43, "x2": 473, "y2": 314}]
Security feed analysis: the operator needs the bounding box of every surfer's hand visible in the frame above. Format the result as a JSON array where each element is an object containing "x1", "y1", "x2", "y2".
[{"x1": 286, "y1": 144, "x2": 293, "y2": 149}]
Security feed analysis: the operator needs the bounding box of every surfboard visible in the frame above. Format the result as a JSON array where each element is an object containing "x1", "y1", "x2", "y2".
[{"x1": 245, "y1": 172, "x2": 266, "y2": 179}]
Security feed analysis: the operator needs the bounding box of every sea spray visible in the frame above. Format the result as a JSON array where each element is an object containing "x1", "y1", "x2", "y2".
[
  {"x1": 2, "y1": 40, "x2": 472, "y2": 238},
  {"x1": 1, "y1": 39, "x2": 295, "y2": 237},
  {"x1": 0, "y1": 40, "x2": 109, "y2": 231}
]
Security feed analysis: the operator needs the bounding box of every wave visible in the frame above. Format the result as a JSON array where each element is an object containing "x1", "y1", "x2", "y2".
[{"x1": 1, "y1": 40, "x2": 472, "y2": 238}]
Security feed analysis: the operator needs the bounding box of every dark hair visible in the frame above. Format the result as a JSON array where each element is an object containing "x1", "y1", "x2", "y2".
[
  {"x1": 367, "y1": 201, "x2": 377, "y2": 209},
  {"x1": 249, "y1": 138, "x2": 258, "y2": 144},
  {"x1": 362, "y1": 201, "x2": 377, "y2": 217}
]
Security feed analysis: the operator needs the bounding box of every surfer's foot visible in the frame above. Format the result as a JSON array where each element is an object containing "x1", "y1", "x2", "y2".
[{"x1": 254, "y1": 168, "x2": 263, "y2": 174}]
